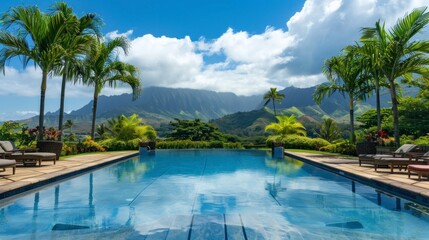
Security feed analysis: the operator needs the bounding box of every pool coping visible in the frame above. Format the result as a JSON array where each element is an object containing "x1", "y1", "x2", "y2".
[
  {"x1": 0, "y1": 151, "x2": 138, "y2": 201},
  {"x1": 285, "y1": 151, "x2": 429, "y2": 208}
]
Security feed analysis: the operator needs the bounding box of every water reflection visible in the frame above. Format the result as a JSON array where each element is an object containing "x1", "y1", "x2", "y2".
[
  {"x1": 111, "y1": 157, "x2": 153, "y2": 182},
  {"x1": 264, "y1": 156, "x2": 303, "y2": 198}
]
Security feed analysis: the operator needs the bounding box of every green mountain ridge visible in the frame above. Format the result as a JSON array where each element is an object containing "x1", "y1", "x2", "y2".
[{"x1": 19, "y1": 85, "x2": 418, "y2": 136}]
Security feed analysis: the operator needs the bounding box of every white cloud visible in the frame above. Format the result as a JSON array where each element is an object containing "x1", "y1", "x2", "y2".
[
  {"x1": 284, "y1": 0, "x2": 428, "y2": 75},
  {"x1": 16, "y1": 110, "x2": 38, "y2": 115},
  {"x1": 121, "y1": 34, "x2": 203, "y2": 88},
  {"x1": 105, "y1": 29, "x2": 134, "y2": 40}
]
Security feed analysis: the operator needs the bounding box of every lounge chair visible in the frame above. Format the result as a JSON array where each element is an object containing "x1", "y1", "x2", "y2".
[
  {"x1": 0, "y1": 141, "x2": 57, "y2": 166},
  {"x1": 358, "y1": 144, "x2": 418, "y2": 167},
  {"x1": 9, "y1": 152, "x2": 56, "y2": 166},
  {"x1": 0, "y1": 140, "x2": 37, "y2": 153},
  {"x1": 0, "y1": 159, "x2": 16, "y2": 175},
  {"x1": 373, "y1": 151, "x2": 429, "y2": 173}
]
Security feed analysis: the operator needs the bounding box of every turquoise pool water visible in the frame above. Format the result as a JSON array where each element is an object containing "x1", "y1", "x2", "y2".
[{"x1": 1, "y1": 149, "x2": 429, "y2": 239}]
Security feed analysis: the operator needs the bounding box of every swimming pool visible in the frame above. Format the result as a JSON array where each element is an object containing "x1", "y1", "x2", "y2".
[{"x1": 1, "y1": 149, "x2": 429, "y2": 239}]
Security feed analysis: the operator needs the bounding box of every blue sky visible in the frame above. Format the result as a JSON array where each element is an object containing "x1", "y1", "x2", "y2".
[{"x1": 0, "y1": 0, "x2": 427, "y2": 121}]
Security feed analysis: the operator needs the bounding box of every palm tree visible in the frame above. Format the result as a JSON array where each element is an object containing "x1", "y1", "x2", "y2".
[
  {"x1": 357, "y1": 42, "x2": 388, "y2": 132},
  {"x1": 51, "y1": 2, "x2": 101, "y2": 140},
  {"x1": 313, "y1": 48, "x2": 369, "y2": 143},
  {"x1": 315, "y1": 118, "x2": 342, "y2": 143},
  {"x1": 360, "y1": 7, "x2": 429, "y2": 146},
  {"x1": 265, "y1": 115, "x2": 306, "y2": 142},
  {"x1": 108, "y1": 114, "x2": 157, "y2": 141},
  {"x1": 80, "y1": 36, "x2": 141, "y2": 139},
  {"x1": 64, "y1": 119, "x2": 74, "y2": 136},
  {"x1": 263, "y1": 88, "x2": 285, "y2": 116},
  {"x1": 0, "y1": 5, "x2": 69, "y2": 139}
]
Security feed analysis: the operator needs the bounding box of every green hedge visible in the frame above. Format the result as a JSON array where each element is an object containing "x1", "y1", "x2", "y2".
[
  {"x1": 279, "y1": 136, "x2": 330, "y2": 150},
  {"x1": 320, "y1": 140, "x2": 357, "y2": 155},
  {"x1": 99, "y1": 138, "x2": 140, "y2": 151},
  {"x1": 156, "y1": 140, "x2": 243, "y2": 149}
]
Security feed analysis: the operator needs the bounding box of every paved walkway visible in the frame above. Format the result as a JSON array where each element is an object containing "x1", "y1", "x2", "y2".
[
  {"x1": 287, "y1": 151, "x2": 429, "y2": 203},
  {"x1": 0, "y1": 151, "x2": 137, "y2": 199}
]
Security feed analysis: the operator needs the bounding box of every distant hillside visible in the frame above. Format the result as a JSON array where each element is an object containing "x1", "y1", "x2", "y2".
[
  {"x1": 21, "y1": 85, "x2": 418, "y2": 136},
  {"x1": 210, "y1": 108, "x2": 276, "y2": 137},
  {"x1": 23, "y1": 87, "x2": 262, "y2": 132}
]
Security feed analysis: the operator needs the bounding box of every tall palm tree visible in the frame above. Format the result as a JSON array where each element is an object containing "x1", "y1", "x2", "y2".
[
  {"x1": 265, "y1": 115, "x2": 306, "y2": 142},
  {"x1": 357, "y1": 42, "x2": 388, "y2": 132},
  {"x1": 51, "y1": 2, "x2": 101, "y2": 140},
  {"x1": 313, "y1": 48, "x2": 369, "y2": 143},
  {"x1": 80, "y1": 36, "x2": 141, "y2": 139},
  {"x1": 263, "y1": 88, "x2": 285, "y2": 116},
  {"x1": 0, "y1": 5, "x2": 69, "y2": 139},
  {"x1": 361, "y1": 7, "x2": 429, "y2": 146}
]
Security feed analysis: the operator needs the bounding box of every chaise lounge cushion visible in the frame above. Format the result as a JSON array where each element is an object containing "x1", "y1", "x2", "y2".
[
  {"x1": 11, "y1": 152, "x2": 56, "y2": 166},
  {"x1": 0, "y1": 159, "x2": 16, "y2": 175},
  {"x1": 0, "y1": 140, "x2": 15, "y2": 152},
  {"x1": 408, "y1": 164, "x2": 429, "y2": 180}
]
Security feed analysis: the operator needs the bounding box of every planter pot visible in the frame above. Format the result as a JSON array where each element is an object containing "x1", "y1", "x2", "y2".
[
  {"x1": 139, "y1": 141, "x2": 156, "y2": 150},
  {"x1": 37, "y1": 141, "x2": 63, "y2": 160},
  {"x1": 355, "y1": 142, "x2": 377, "y2": 155}
]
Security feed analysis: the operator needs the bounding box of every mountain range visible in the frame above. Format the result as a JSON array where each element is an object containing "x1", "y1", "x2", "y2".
[{"x1": 20, "y1": 85, "x2": 404, "y2": 136}]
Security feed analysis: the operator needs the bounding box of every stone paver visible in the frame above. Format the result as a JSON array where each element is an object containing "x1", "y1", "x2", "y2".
[
  {"x1": 286, "y1": 151, "x2": 429, "y2": 204},
  {"x1": 0, "y1": 151, "x2": 137, "y2": 199}
]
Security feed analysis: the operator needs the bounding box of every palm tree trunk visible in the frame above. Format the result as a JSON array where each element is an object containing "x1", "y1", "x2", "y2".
[
  {"x1": 272, "y1": 100, "x2": 277, "y2": 116},
  {"x1": 349, "y1": 97, "x2": 356, "y2": 143},
  {"x1": 389, "y1": 79, "x2": 400, "y2": 147},
  {"x1": 58, "y1": 62, "x2": 68, "y2": 140},
  {"x1": 91, "y1": 90, "x2": 98, "y2": 139},
  {"x1": 38, "y1": 71, "x2": 47, "y2": 140},
  {"x1": 375, "y1": 79, "x2": 381, "y2": 131}
]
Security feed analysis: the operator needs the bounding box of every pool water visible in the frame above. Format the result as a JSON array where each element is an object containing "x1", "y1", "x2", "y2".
[{"x1": 1, "y1": 150, "x2": 429, "y2": 239}]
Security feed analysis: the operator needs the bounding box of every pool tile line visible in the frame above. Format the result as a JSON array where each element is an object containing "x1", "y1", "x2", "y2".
[
  {"x1": 286, "y1": 151, "x2": 429, "y2": 208},
  {"x1": 127, "y1": 167, "x2": 171, "y2": 206},
  {"x1": 190, "y1": 157, "x2": 208, "y2": 214}
]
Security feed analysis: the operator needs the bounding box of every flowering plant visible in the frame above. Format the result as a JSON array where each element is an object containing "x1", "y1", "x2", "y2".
[
  {"x1": 28, "y1": 126, "x2": 62, "y2": 141},
  {"x1": 364, "y1": 129, "x2": 392, "y2": 146}
]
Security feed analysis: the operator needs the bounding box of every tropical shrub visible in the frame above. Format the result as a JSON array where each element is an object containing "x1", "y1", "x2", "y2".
[
  {"x1": 61, "y1": 142, "x2": 79, "y2": 156},
  {"x1": 99, "y1": 114, "x2": 157, "y2": 150},
  {"x1": 168, "y1": 118, "x2": 226, "y2": 141},
  {"x1": 414, "y1": 135, "x2": 429, "y2": 146},
  {"x1": 320, "y1": 140, "x2": 357, "y2": 155},
  {"x1": 265, "y1": 115, "x2": 307, "y2": 144},
  {"x1": 314, "y1": 118, "x2": 342, "y2": 143},
  {"x1": 82, "y1": 136, "x2": 105, "y2": 152},
  {"x1": 279, "y1": 135, "x2": 330, "y2": 150}
]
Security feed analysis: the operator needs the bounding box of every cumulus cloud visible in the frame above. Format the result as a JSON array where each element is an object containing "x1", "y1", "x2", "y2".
[
  {"x1": 2, "y1": 0, "x2": 428, "y2": 101},
  {"x1": 284, "y1": 0, "x2": 428, "y2": 76},
  {"x1": 116, "y1": 0, "x2": 428, "y2": 96}
]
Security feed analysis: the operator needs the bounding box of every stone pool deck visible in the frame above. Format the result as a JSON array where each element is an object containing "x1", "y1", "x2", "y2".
[
  {"x1": 0, "y1": 151, "x2": 137, "y2": 200},
  {"x1": 287, "y1": 151, "x2": 429, "y2": 206},
  {"x1": 1, "y1": 150, "x2": 429, "y2": 205}
]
